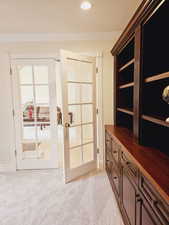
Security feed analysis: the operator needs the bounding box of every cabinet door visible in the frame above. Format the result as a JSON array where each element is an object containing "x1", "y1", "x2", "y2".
[
  {"x1": 122, "y1": 168, "x2": 136, "y2": 225},
  {"x1": 105, "y1": 132, "x2": 112, "y2": 151},
  {"x1": 111, "y1": 137, "x2": 119, "y2": 163},
  {"x1": 136, "y1": 197, "x2": 163, "y2": 225},
  {"x1": 111, "y1": 161, "x2": 120, "y2": 197}
]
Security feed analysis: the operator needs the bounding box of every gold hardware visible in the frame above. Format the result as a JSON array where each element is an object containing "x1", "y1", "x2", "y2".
[{"x1": 65, "y1": 122, "x2": 70, "y2": 128}]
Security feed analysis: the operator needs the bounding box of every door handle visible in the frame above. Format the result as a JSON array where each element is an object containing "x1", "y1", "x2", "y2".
[
  {"x1": 65, "y1": 122, "x2": 70, "y2": 128},
  {"x1": 68, "y1": 112, "x2": 73, "y2": 124},
  {"x1": 57, "y1": 107, "x2": 62, "y2": 125}
]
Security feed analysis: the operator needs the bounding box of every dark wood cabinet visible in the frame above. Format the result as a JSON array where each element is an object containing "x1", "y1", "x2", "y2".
[
  {"x1": 136, "y1": 196, "x2": 163, "y2": 225},
  {"x1": 122, "y1": 168, "x2": 136, "y2": 225},
  {"x1": 140, "y1": 203, "x2": 157, "y2": 225},
  {"x1": 105, "y1": 127, "x2": 169, "y2": 225},
  {"x1": 107, "y1": 1, "x2": 169, "y2": 224},
  {"x1": 112, "y1": 0, "x2": 169, "y2": 157}
]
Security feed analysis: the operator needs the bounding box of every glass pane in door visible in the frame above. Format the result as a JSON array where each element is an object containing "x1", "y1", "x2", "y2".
[
  {"x1": 20, "y1": 86, "x2": 34, "y2": 104},
  {"x1": 22, "y1": 121, "x2": 37, "y2": 159},
  {"x1": 67, "y1": 60, "x2": 93, "y2": 83},
  {"x1": 69, "y1": 126, "x2": 82, "y2": 148},
  {"x1": 18, "y1": 64, "x2": 53, "y2": 160},
  {"x1": 35, "y1": 86, "x2": 49, "y2": 104},
  {"x1": 70, "y1": 147, "x2": 82, "y2": 168},
  {"x1": 82, "y1": 104, "x2": 93, "y2": 123},
  {"x1": 80, "y1": 62, "x2": 93, "y2": 82},
  {"x1": 68, "y1": 105, "x2": 81, "y2": 126},
  {"x1": 83, "y1": 143, "x2": 94, "y2": 163},
  {"x1": 81, "y1": 84, "x2": 92, "y2": 103},
  {"x1": 19, "y1": 65, "x2": 33, "y2": 84},
  {"x1": 37, "y1": 125, "x2": 51, "y2": 159},
  {"x1": 34, "y1": 65, "x2": 48, "y2": 84},
  {"x1": 68, "y1": 83, "x2": 81, "y2": 104},
  {"x1": 82, "y1": 124, "x2": 93, "y2": 143},
  {"x1": 23, "y1": 123, "x2": 36, "y2": 140}
]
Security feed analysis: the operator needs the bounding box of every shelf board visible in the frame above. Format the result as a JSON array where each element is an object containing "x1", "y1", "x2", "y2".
[
  {"x1": 117, "y1": 107, "x2": 134, "y2": 116},
  {"x1": 145, "y1": 71, "x2": 169, "y2": 83},
  {"x1": 119, "y1": 59, "x2": 135, "y2": 72},
  {"x1": 142, "y1": 114, "x2": 169, "y2": 128},
  {"x1": 119, "y1": 82, "x2": 134, "y2": 89}
]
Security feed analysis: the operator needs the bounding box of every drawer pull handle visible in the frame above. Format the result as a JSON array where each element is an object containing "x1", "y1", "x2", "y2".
[
  {"x1": 153, "y1": 200, "x2": 158, "y2": 205},
  {"x1": 113, "y1": 176, "x2": 118, "y2": 179},
  {"x1": 113, "y1": 151, "x2": 117, "y2": 154},
  {"x1": 136, "y1": 195, "x2": 142, "y2": 203}
]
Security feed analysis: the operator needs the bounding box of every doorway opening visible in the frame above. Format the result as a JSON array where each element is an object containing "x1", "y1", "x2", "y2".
[{"x1": 11, "y1": 51, "x2": 103, "y2": 182}]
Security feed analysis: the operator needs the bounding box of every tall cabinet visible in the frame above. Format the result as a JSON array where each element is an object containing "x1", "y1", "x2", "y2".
[{"x1": 106, "y1": 1, "x2": 169, "y2": 225}]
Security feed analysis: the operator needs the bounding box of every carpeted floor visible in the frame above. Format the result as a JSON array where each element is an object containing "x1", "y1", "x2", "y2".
[{"x1": 0, "y1": 170, "x2": 124, "y2": 225}]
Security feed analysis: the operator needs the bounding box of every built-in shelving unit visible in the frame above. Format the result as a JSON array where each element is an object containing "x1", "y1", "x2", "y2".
[
  {"x1": 110, "y1": 1, "x2": 169, "y2": 225},
  {"x1": 116, "y1": 37, "x2": 134, "y2": 132},
  {"x1": 119, "y1": 82, "x2": 134, "y2": 89},
  {"x1": 119, "y1": 58, "x2": 135, "y2": 72},
  {"x1": 141, "y1": 114, "x2": 169, "y2": 128},
  {"x1": 117, "y1": 107, "x2": 134, "y2": 116},
  {"x1": 141, "y1": 0, "x2": 169, "y2": 155},
  {"x1": 113, "y1": 0, "x2": 169, "y2": 157},
  {"x1": 144, "y1": 71, "x2": 169, "y2": 83}
]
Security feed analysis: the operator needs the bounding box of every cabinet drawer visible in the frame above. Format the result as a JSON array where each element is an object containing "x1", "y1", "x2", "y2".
[
  {"x1": 105, "y1": 132, "x2": 112, "y2": 151},
  {"x1": 106, "y1": 157, "x2": 113, "y2": 174},
  {"x1": 106, "y1": 148, "x2": 113, "y2": 162},
  {"x1": 140, "y1": 175, "x2": 169, "y2": 225},
  {"x1": 121, "y1": 152, "x2": 138, "y2": 184},
  {"x1": 137, "y1": 195, "x2": 164, "y2": 225},
  {"x1": 111, "y1": 137, "x2": 120, "y2": 164},
  {"x1": 110, "y1": 163, "x2": 120, "y2": 197}
]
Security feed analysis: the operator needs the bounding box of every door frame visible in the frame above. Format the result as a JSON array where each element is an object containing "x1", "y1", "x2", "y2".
[{"x1": 10, "y1": 52, "x2": 104, "y2": 171}]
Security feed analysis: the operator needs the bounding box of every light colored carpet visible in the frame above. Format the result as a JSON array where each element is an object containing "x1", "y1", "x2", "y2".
[{"x1": 0, "y1": 170, "x2": 124, "y2": 225}]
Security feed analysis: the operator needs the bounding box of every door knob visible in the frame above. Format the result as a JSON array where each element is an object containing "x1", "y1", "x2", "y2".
[{"x1": 65, "y1": 122, "x2": 70, "y2": 128}]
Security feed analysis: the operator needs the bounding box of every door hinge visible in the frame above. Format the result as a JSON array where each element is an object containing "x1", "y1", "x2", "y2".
[
  {"x1": 10, "y1": 67, "x2": 13, "y2": 76},
  {"x1": 15, "y1": 149, "x2": 17, "y2": 156},
  {"x1": 96, "y1": 67, "x2": 99, "y2": 73},
  {"x1": 96, "y1": 108, "x2": 99, "y2": 114},
  {"x1": 97, "y1": 148, "x2": 100, "y2": 154}
]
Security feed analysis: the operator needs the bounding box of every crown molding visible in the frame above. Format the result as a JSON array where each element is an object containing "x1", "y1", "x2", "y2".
[{"x1": 0, "y1": 31, "x2": 121, "y2": 42}]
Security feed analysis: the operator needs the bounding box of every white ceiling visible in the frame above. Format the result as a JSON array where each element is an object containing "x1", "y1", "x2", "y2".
[{"x1": 0, "y1": 0, "x2": 142, "y2": 34}]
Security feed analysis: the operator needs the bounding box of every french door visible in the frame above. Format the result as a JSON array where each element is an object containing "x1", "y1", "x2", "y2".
[
  {"x1": 60, "y1": 50, "x2": 97, "y2": 183},
  {"x1": 12, "y1": 59, "x2": 58, "y2": 169}
]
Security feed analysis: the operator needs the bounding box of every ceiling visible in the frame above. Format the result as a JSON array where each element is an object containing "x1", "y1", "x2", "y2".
[{"x1": 0, "y1": 0, "x2": 142, "y2": 34}]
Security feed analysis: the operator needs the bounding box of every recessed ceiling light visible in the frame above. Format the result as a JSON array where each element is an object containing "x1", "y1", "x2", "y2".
[{"x1": 81, "y1": 1, "x2": 92, "y2": 10}]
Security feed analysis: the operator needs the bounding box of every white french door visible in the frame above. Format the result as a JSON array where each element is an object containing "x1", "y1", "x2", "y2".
[
  {"x1": 60, "y1": 50, "x2": 97, "y2": 183},
  {"x1": 12, "y1": 59, "x2": 58, "y2": 169}
]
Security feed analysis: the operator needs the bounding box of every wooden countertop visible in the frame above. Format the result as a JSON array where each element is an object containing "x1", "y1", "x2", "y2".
[{"x1": 105, "y1": 125, "x2": 169, "y2": 204}]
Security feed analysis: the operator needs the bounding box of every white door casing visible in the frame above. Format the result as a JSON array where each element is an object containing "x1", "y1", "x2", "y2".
[{"x1": 0, "y1": 53, "x2": 16, "y2": 171}]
